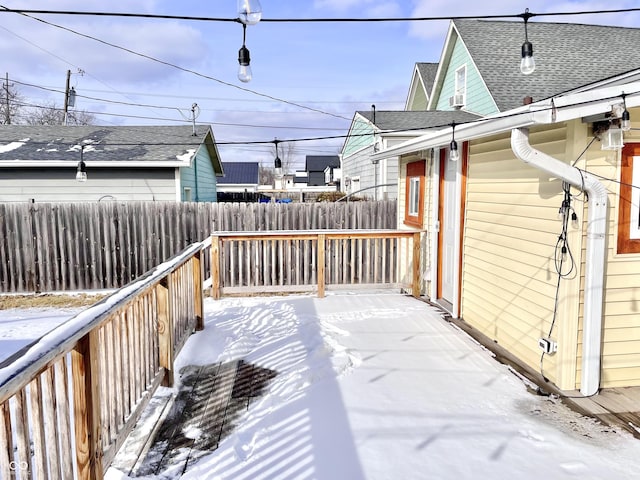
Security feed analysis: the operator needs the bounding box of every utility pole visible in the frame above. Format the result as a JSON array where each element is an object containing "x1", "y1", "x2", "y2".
[
  {"x1": 63, "y1": 69, "x2": 71, "y2": 125},
  {"x1": 4, "y1": 72, "x2": 11, "y2": 124}
]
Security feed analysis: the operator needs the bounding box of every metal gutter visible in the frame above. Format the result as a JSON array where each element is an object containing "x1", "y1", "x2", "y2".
[{"x1": 511, "y1": 128, "x2": 608, "y2": 396}]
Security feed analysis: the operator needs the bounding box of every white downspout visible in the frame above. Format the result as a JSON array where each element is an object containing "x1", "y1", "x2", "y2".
[{"x1": 511, "y1": 128, "x2": 608, "y2": 396}]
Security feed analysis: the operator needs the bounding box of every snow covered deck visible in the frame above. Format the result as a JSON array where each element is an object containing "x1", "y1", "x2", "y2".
[{"x1": 105, "y1": 292, "x2": 640, "y2": 480}]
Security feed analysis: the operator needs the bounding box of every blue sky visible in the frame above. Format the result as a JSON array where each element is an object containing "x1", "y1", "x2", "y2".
[{"x1": 1, "y1": 1, "x2": 640, "y2": 169}]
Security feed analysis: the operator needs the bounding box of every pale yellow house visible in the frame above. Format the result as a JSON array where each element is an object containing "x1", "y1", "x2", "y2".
[{"x1": 371, "y1": 18, "x2": 640, "y2": 397}]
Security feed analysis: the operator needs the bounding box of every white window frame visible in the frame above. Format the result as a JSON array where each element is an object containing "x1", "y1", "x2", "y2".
[
  {"x1": 408, "y1": 177, "x2": 420, "y2": 217},
  {"x1": 455, "y1": 65, "x2": 467, "y2": 99}
]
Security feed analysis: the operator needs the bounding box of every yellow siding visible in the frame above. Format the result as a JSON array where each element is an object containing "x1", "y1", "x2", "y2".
[
  {"x1": 575, "y1": 113, "x2": 640, "y2": 389},
  {"x1": 462, "y1": 125, "x2": 580, "y2": 388}
]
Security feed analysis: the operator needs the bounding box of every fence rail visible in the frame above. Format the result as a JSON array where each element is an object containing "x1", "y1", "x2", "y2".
[
  {"x1": 209, "y1": 230, "x2": 421, "y2": 298},
  {"x1": 0, "y1": 200, "x2": 396, "y2": 293},
  {"x1": 0, "y1": 241, "x2": 207, "y2": 480}
]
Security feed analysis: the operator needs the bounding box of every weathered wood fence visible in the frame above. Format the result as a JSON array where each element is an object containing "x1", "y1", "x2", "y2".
[
  {"x1": 0, "y1": 241, "x2": 207, "y2": 480},
  {"x1": 0, "y1": 200, "x2": 396, "y2": 293}
]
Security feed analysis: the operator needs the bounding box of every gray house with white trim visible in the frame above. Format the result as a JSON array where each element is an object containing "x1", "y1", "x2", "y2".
[{"x1": 0, "y1": 125, "x2": 223, "y2": 203}]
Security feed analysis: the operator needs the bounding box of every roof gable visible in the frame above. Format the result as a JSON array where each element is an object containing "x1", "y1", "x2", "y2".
[
  {"x1": 447, "y1": 19, "x2": 640, "y2": 112},
  {"x1": 405, "y1": 63, "x2": 438, "y2": 111}
]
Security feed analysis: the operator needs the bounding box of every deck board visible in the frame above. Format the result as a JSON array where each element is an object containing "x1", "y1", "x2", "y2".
[{"x1": 117, "y1": 360, "x2": 277, "y2": 477}]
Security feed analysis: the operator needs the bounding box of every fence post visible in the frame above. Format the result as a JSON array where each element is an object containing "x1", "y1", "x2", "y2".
[
  {"x1": 412, "y1": 232, "x2": 421, "y2": 298},
  {"x1": 317, "y1": 234, "x2": 325, "y2": 298},
  {"x1": 210, "y1": 235, "x2": 221, "y2": 300},
  {"x1": 72, "y1": 330, "x2": 103, "y2": 480},
  {"x1": 157, "y1": 279, "x2": 174, "y2": 386},
  {"x1": 193, "y1": 250, "x2": 204, "y2": 331}
]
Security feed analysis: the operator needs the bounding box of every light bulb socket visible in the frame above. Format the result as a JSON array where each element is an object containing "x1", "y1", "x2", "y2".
[
  {"x1": 238, "y1": 45, "x2": 251, "y2": 66},
  {"x1": 521, "y1": 41, "x2": 533, "y2": 59},
  {"x1": 274, "y1": 156, "x2": 282, "y2": 169}
]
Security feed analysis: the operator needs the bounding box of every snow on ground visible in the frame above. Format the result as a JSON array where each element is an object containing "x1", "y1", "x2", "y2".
[
  {"x1": 0, "y1": 306, "x2": 84, "y2": 363},
  {"x1": 3, "y1": 292, "x2": 640, "y2": 479}
]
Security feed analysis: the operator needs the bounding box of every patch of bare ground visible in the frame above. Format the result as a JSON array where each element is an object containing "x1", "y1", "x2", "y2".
[{"x1": 0, "y1": 293, "x2": 106, "y2": 310}]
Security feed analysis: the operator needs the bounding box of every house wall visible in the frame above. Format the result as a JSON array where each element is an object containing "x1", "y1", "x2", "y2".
[
  {"x1": 433, "y1": 34, "x2": 498, "y2": 115},
  {"x1": 179, "y1": 145, "x2": 218, "y2": 202},
  {"x1": 398, "y1": 152, "x2": 433, "y2": 294},
  {"x1": 407, "y1": 82, "x2": 428, "y2": 111},
  {"x1": 578, "y1": 113, "x2": 640, "y2": 389},
  {"x1": 461, "y1": 125, "x2": 579, "y2": 388},
  {"x1": 342, "y1": 145, "x2": 399, "y2": 200},
  {"x1": 343, "y1": 117, "x2": 374, "y2": 157},
  {"x1": 0, "y1": 168, "x2": 178, "y2": 202}
]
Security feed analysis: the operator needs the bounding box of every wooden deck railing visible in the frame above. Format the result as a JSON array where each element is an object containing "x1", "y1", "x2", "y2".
[
  {"x1": 209, "y1": 230, "x2": 421, "y2": 299},
  {"x1": 0, "y1": 241, "x2": 207, "y2": 480},
  {"x1": 0, "y1": 228, "x2": 420, "y2": 480}
]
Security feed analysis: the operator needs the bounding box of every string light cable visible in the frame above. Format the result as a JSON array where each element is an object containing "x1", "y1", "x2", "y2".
[
  {"x1": 0, "y1": 6, "x2": 350, "y2": 121},
  {"x1": 1, "y1": 7, "x2": 640, "y2": 22}
]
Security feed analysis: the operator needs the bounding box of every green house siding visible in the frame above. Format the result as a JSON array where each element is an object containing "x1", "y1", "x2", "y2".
[
  {"x1": 180, "y1": 145, "x2": 218, "y2": 202},
  {"x1": 343, "y1": 118, "x2": 375, "y2": 157},
  {"x1": 434, "y1": 36, "x2": 498, "y2": 115}
]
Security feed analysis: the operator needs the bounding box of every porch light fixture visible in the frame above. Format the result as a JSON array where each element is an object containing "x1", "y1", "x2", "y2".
[
  {"x1": 238, "y1": 0, "x2": 262, "y2": 25},
  {"x1": 238, "y1": 23, "x2": 252, "y2": 83},
  {"x1": 621, "y1": 92, "x2": 631, "y2": 131},
  {"x1": 274, "y1": 138, "x2": 282, "y2": 176},
  {"x1": 449, "y1": 122, "x2": 460, "y2": 162},
  {"x1": 519, "y1": 9, "x2": 535, "y2": 75},
  {"x1": 75, "y1": 146, "x2": 87, "y2": 182}
]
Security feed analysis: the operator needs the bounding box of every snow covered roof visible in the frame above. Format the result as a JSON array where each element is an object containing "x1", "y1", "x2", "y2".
[{"x1": 0, "y1": 125, "x2": 223, "y2": 172}]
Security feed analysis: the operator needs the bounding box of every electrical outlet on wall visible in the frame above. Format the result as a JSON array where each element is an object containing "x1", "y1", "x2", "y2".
[{"x1": 538, "y1": 338, "x2": 557, "y2": 354}]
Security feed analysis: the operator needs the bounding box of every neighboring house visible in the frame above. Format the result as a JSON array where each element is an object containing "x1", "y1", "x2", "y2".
[
  {"x1": 0, "y1": 125, "x2": 223, "y2": 202},
  {"x1": 341, "y1": 109, "x2": 478, "y2": 200},
  {"x1": 216, "y1": 161, "x2": 260, "y2": 193},
  {"x1": 405, "y1": 62, "x2": 438, "y2": 111},
  {"x1": 372, "y1": 18, "x2": 640, "y2": 396},
  {"x1": 304, "y1": 155, "x2": 341, "y2": 187}
]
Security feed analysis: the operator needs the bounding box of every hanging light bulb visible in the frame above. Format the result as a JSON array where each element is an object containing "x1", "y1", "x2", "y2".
[
  {"x1": 238, "y1": 24, "x2": 252, "y2": 83},
  {"x1": 621, "y1": 93, "x2": 631, "y2": 132},
  {"x1": 238, "y1": 0, "x2": 262, "y2": 25},
  {"x1": 274, "y1": 139, "x2": 283, "y2": 176},
  {"x1": 449, "y1": 122, "x2": 460, "y2": 161},
  {"x1": 76, "y1": 147, "x2": 87, "y2": 182},
  {"x1": 519, "y1": 9, "x2": 535, "y2": 75}
]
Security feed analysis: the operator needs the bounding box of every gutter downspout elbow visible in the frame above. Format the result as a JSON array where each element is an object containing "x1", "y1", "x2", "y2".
[{"x1": 511, "y1": 127, "x2": 608, "y2": 396}]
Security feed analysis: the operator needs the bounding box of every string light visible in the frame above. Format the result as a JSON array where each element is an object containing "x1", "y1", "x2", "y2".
[
  {"x1": 621, "y1": 92, "x2": 631, "y2": 131},
  {"x1": 449, "y1": 122, "x2": 459, "y2": 162},
  {"x1": 274, "y1": 138, "x2": 282, "y2": 175},
  {"x1": 75, "y1": 146, "x2": 87, "y2": 182},
  {"x1": 238, "y1": 23, "x2": 252, "y2": 83},
  {"x1": 519, "y1": 8, "x2": 535, "y2": 75}
]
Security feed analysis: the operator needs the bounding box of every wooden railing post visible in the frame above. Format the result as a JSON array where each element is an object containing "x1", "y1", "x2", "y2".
[
  {"x1": 210, "y1": 235, "x2": 221, "y2": 300},
  {"x1": 193, "y1": 250, "x2": 204, "y2": 331},
  {"x1": 157, "y1": 279, "x2": 174, "y2": 386},
  {"x1": 72, "y1": 330, "x2": 103, "y2": 480},
  {"x1": 317, "y1": 234, "x2": 326, "y2": 298},
  {"x1": 412, "y1": 232, "x2": 421, "y2": 298}
]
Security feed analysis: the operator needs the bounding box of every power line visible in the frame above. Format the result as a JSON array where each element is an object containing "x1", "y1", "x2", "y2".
[
  {"x1": 1, "y1": 7, "x2": 639, "y2": 22},
  {"x1": 0, "y1": 5, "x2": 351, "y2": 122}
]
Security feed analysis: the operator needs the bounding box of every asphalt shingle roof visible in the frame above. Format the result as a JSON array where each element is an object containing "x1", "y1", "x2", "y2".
[
  {"x1": 416, "y1": 62, "x2": 438, "y2": 97},
  {"x1": 357, "y1": 110, "x2": 480, "y2": 131},
  {"x1": 0, "y1": 125, "x2": 212, "y2": 163},
  {"x1": 218, "y1": 162, "x2": 259, "y2": 184},
  {"x1": 305, "y1": 155, "x2": 340, "y2": 172},
  {"x1": 454, "y1": 19, "x2": 640, "y2": 111}
]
